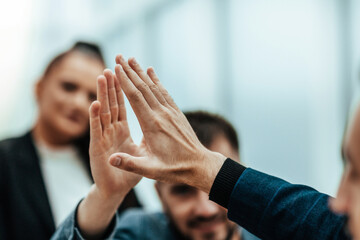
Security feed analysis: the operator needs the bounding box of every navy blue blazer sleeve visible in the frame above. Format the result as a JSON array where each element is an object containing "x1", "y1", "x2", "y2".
[{"x1": 210, "y1": 159, "x2": 350, "y2": 240}]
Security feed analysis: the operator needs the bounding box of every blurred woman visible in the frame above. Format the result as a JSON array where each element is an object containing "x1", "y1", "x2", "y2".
[{"x1": 0, "y1": 42, "x2": 141, "y2": 240}]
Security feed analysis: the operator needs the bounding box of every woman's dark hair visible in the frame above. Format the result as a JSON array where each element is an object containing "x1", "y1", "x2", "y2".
[
  {"x1": 43, "y1": 41, "x2": 105, "y2": 78},
  {"x1": 184, "y1": 111, "x2": 240, "y2": 152},
  {"x1": 42, "y1": 41, "x2": 105, "y2": 172}
]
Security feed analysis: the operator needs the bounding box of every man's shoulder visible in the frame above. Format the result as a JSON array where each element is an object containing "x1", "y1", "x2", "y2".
[
  {"x1": 118, "y1": 209, "x2": 167, "y2": 227},
  {"x1": 242, "y1": 228, "x2": 261, "y2": 240},
  {"x1": 115, "y1": 209, "x2": 173, "y2": 239},
  {"x1": 121, "y1": 208, "x2": 165, "y2": 218}
]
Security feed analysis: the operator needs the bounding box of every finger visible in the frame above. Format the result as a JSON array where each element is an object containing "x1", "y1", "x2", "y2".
[
  {"x1": 114, "y1": 63, "x2": 154, "y2": 130},
  {"x1": 147, "y1": 67, "x2": 179, "y2": 111},
  {"x1": 116, "y1": 55, "x2": 160, "y2": 109},
  {"x1": 89, "y1": 101, "x2": 102, "y2": 141},
  {"x1": 114, "y1": 73, "x2": 127, "y2": 121},
  {"x1": 109, "y1": 153, "x2": 150, "y2": 177},
  {"x1": 104, "y1": 69, "x2": 118, "y2": 123},
  {"x1": 128, "y1": 58, "x2": 167, "y2": 106},
  {"x1": 97, "y1": 75, "x2": 111, "y2": 129}
]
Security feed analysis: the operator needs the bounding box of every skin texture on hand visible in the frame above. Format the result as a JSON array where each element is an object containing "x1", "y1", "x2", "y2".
[
  {"x1": 77, "y1": 69, "x2": 145, "y2": 239},
  {"x1": 109, "y1": 55, "x2": 226, "y2": 194},
  {"x1": 89, "y1": 69, "x2": 144, "y2": 197}
]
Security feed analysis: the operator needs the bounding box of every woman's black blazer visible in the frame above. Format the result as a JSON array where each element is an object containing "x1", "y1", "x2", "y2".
[{"x1": 0, "y1": 131, "x2": 141, "y2": 240}]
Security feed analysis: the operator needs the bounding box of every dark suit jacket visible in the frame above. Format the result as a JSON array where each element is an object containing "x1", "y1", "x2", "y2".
[{"x1": 0, "y1": 132, "x2": 141, "y2": 240}]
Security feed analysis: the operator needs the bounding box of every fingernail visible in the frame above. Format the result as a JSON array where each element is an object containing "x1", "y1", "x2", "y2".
[
  {"x1": 111, "y1": 157, "x2": 121, "y2": 166},
  {"x1": 133, "y1": 58, "x2": 137, "y2": 64}
]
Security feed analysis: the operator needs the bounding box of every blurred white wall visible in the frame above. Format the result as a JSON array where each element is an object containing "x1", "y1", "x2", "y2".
[
  {"x1": 229, "y1": 0, "x2": 347, "y2": 197},
  {"x1": 0, "y1": 0, "x2": 34, "y2": 137},
  {"x1": 1, "y1": 0, "x2": 359, "y2": 211}
]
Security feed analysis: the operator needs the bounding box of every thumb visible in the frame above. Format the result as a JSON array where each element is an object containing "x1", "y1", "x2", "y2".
[{"x1": 109, "y1": 153, "x2": 149, "y2": 176}]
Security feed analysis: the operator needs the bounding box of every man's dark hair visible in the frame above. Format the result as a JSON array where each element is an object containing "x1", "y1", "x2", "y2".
[{"x1": 184, "y1": 111, "x2": 240, "y2": 152}]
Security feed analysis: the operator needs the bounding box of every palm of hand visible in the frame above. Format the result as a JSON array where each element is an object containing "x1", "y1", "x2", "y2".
[
  {"x1": 92, "y1": 122, "x2": 142, "y2": 193},
  {"x1": 89, "y1": 70, "x2": 144, "y2": 198}
]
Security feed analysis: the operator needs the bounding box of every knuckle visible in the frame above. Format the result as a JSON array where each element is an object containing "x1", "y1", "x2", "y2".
[
  {"x1": 149, "y1": 84, "x2": 158, "y2": 92},
  {"x1": 109, "y1": 98, "x2": 117, "y2": 106},
  {"x1": 154, "y1": 118, "x2": 162, "y2": 129},
  {"x1": 110, "y1": 105, "x2": 118, "y2": 111},
  {"x1": 101, "y1": 112, "x2": 111, "y2": 123},
  {"x1": 154, "y1": 116, "x2": 167, "y2": 132},
  {"x1": 162, "y1": 108, "x2": 172, "y2": 119},
  {"x1": 124, "y1": 158, "x2": 136, "y2": 171},
  {"x1": 151, "y1": 77, "x2": 160, "y2": 84},
  {"x1": 123, "y1": 65, "x2": 132, "y2": 72},
  {"x1": 101, "y1": 111, "x2": 111, "y2": 117},
  {"x1": 136, "y1": 82, "x2": 149, "y2": 92},
  {"x1": 110, "y1": 107, "x2": 118, "y2": 117},
  {"x1": 129, "y1": 90, "x2": 143, "y2": 101}
]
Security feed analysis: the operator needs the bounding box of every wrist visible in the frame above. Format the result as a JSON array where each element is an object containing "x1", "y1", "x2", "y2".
[
  {"x1": 77, "y1": 185, "x2": 127, "y2": 239},
  {"x1": 92, "y1": 183, "x2": 131, "y2": 204},
  {"x1": 209, "y1": 158, "x2": 246, "y2": 208},
  {"x1": 190, "y1": 149, "x2": 226, "y2": 194}
]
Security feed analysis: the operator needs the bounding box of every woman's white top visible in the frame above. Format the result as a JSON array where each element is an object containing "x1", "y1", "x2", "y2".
[{"x1": 35, "y1": 141, "x2": 92, "y2": 227}]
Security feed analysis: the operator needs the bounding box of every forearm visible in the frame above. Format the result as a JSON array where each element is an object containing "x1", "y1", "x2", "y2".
[
  {"x1": 209, "y1": 159, "x2": 349, "y2": 240},
  {"x1": 228, "y1": 168, "x2": 348, "y2": 239},
  {"x1": 77, "y1": 184, "x2": 130, "y2": 239}
]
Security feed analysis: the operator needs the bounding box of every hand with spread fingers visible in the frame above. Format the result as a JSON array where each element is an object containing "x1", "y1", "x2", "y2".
[
  {"x1": 89, "y1": 69, "x2": 144, "y2": 196},
  {"x1": 77, "y1": 69, "x2": 145, "y2": 239},
  {"x1": 109, "y1": 55, "x2": 226, "y2": 194}
]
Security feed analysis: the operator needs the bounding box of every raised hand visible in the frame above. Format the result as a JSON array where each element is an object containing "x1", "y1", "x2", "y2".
[
  {"x1": 76, "y1": 69, "x2": 145, "y2": 238},
  {"x1": 89, "y1": 69, "x2": 144, "y2": 198},
  {"x1": 109, "y1": 55, "x2": 226, "y2": 194}
]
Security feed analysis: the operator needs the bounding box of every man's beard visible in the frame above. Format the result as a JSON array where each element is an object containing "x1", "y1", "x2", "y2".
[{"x1": 166, "y1": 211, "x2": 238, "y2": 240}]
